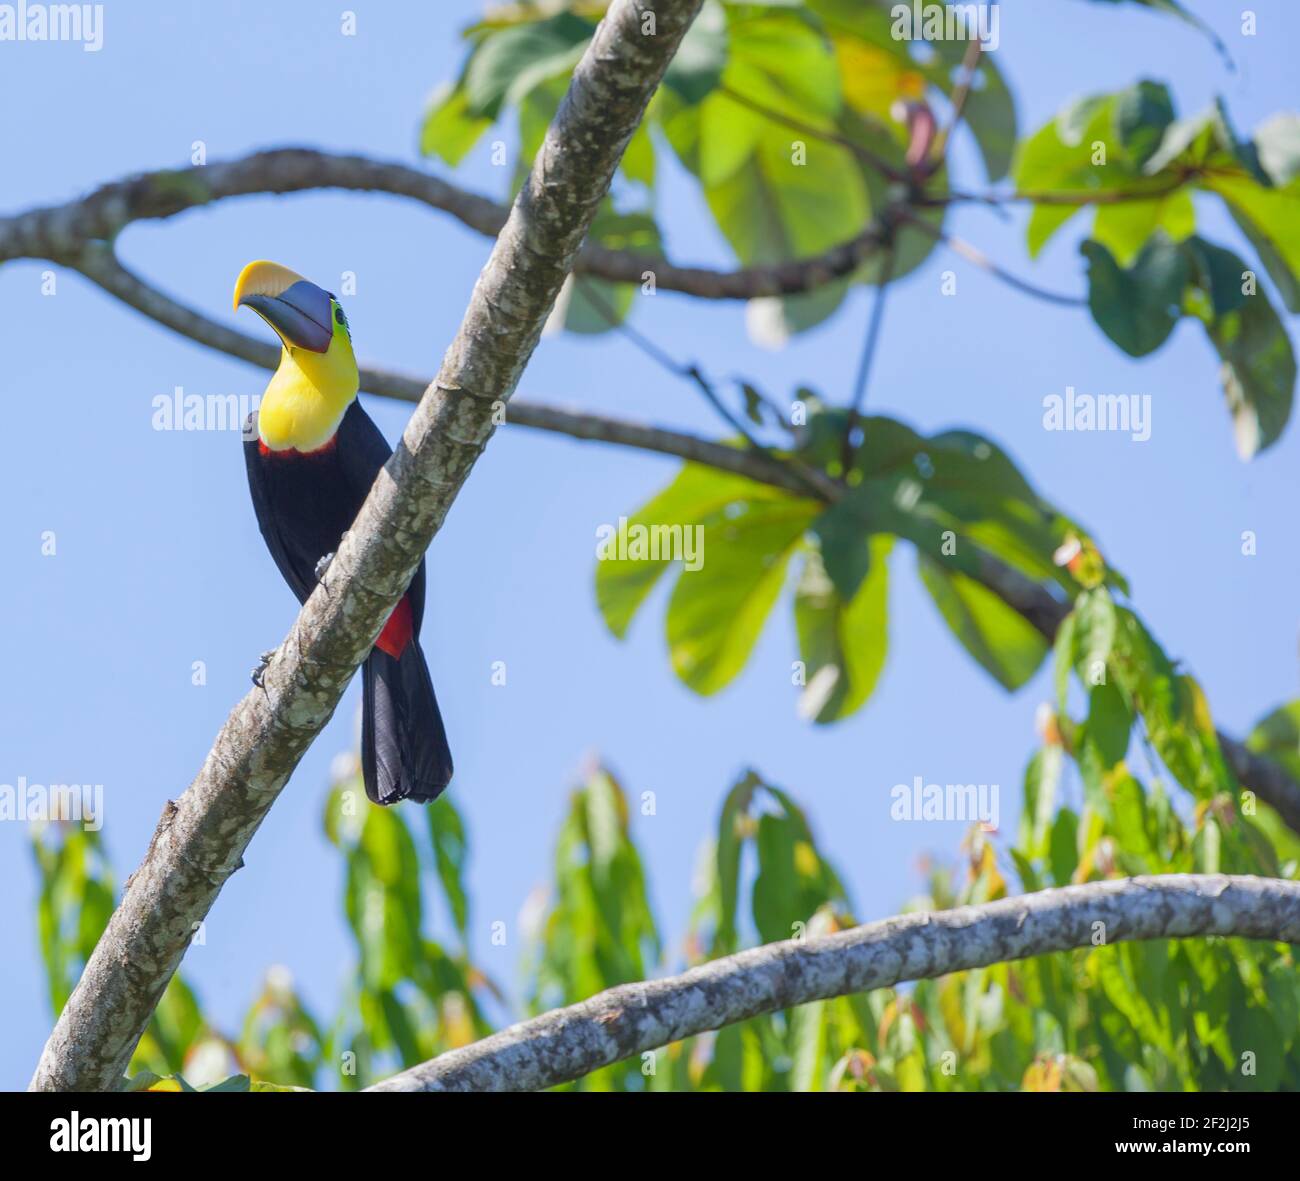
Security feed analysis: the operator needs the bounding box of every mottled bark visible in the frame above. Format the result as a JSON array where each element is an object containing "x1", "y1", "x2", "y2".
[
  {"x1": 0, "y1": 147, "x2": 885, "y2": 301},
  {"x1": 368, "y1": 875, "x2": 1300, "y2": 1092},
  {"x1": 28, "y1": 0, "x2": 705, "y2": 1093}
]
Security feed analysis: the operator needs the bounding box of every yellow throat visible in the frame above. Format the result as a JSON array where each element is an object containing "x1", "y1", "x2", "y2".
[{"x1": 259, "y1": 327, "x2": 359, "y2": 452}]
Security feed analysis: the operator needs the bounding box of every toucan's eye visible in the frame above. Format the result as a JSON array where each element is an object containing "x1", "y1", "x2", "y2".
[{"x1": 334, "y1": 307, "x2": 345, "y2": 325}]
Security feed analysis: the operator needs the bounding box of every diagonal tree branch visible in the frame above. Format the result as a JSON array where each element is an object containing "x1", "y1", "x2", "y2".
[
  {"x1": 62, "y1": 245, "x2": 1300, "y2": 836},
  {"x1": 366, "y1": 874, "x2": 1300, "y2": 1091},
  {"x1": 28, "y1": 0, "x2": 705, "y2": 1093},
  {"x1": 1, "y1": 146, "x2": 887, "y2": 301}
]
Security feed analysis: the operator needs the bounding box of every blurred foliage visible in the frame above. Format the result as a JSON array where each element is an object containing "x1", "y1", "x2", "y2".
[
  {"x1": 597, "y1": 399, "x2": 1127, "y2": 721},
  {"x1": 416, "y1": 1, "x2": 1296, "y2": 456},
  {"x1": 32, "y1": 701, "x2": 1300, "y2": 1091},
  {"x1": 30, "y1": 762, "x2": 498, "y2": 1092}
]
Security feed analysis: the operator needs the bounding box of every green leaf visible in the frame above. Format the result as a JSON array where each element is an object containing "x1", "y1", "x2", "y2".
[
  {"x1": 1206, "y1": 173, "x2": 1300, "y2": 313},
  {"x1": 1202, "y1": 273, "x2": 1296, "y2": 457},
  {"x1": 1049, "y1": 808, "x2": 1080, "y2": 886},
  {"x1": 1014, "y1": 94, "x2": 1121, "y2": 196},
  {"x1": 810, "y1": 497, "x2": 873, "y2": 600},
  {"x1": 658, "y1": 10, "x2": 866, "y2": 344},
  {"x1": 418, "y1": 82, "x2": 492, "y2": 165},
  {"x1": 917, "y1": 553, "x2": 1049, "y2": 691},
  {"x1": 1091, "y1": 189, "x2": 1194, "y2": 266},
  {"x1": 1073, "y1": 586, "x2": 1118, "y2": 675},
  {"x1": 1114, "y1": 80, "x2": 1175, "y2": 169},
  {"x1": 663, "y1": 0, "x2": 727, "y2": 103},
  {"x1": 461, "y1": 12, "x2": 594, "y2": 119},
  {"x1": 547, "y1": 208, "x2": 663, "y2": 335},
  {"x1": 202, "y1": 1074, "x2": 251, "y2": 1093},
  {"x1": 1082, "y1": 680, "x2": 1133, "y2": 769},
  {"x1": 595, "y1": 465, "x2": 796, "y2": 639},
  {"x1": 426, "y1": 797, "x2": 470, "y2": 939},
  {"x1": 704, "y1": 127, "x2": 868, "y2": 343},
  {"x1": 1245, "y1": 701, "x2": 1300, "y2": 782},
  {"x1": 1144, "y1": 99, "x2": 1267, "y2": 182},
  {"x1": 1081, "y1": 236, "x2": 1189, "y2": 357},
  {"x1": 1181, "y1": 235, "x2": 1249, "y2": 317},
  {"x1": 710, "y1": 772, "x2": 760, "y2": 956},
  {"x1": 750, "y1": 792, "x2": 846, "y2": 946},
  {"x1": 793, "y1": 537, "x2": 891, "y2": 723},
  {"x1": 1019, "y1": 744, "x2": 1064, "y2": 862},
  {"x1": 1028, "y1": 204, "x2": 1084, "y2": 259},
  {"x1": 667, "y1": 499, "x2": 818, "y2": 694},
  {"x1": 1181, "y1": 236, "x2": 1295, "y2": 455}
]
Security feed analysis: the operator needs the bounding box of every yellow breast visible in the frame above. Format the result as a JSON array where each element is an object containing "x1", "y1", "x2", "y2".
[{"x1": 258, "y1": 342, "x2": 358, "y2": 452}]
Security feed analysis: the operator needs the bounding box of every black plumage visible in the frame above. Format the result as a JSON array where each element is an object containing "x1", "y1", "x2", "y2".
[{"x1": 244, "y1": 400, "x2": 453, "y2": 804}]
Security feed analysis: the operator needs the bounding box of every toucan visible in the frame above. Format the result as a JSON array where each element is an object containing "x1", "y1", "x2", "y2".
[{"x1": 234, "y1": 260, "x2": 452, "y2": 805}]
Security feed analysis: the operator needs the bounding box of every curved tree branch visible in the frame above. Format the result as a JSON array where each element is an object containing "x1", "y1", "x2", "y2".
[
  {"x1": 1, "y1": 146, "x2": 887, "y2": 301},
  {"x1": 29, "y1": 0, "x2": 705, "y2": 1093},
  {"x1": 367, "y1": 874, "x2": 1300, "y2": 1092},
  {"x1": 63, "y1": 246, "x2": 1300, "y2": 835}
]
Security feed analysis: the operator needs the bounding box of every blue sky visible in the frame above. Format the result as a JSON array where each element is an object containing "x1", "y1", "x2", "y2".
[{"x1": 2, "y1": 1, "x2": 1297, "y2": 1089}]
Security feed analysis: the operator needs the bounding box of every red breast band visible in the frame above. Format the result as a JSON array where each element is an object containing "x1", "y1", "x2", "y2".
[{"x1": 259, "y1": 436, "x2": 339, "y2": 458}]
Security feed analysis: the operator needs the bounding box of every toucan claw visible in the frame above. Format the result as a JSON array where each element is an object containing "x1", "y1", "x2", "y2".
[
  {"x1": 315, "y1": 552, "x2": 335, "y2": 583},
  {"x1": 250, "y1": 648, "x2": 276, "y2": 688}
]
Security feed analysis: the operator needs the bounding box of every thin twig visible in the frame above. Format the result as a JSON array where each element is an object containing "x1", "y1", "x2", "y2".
[
  {"x1": 945, "y1": 40, "x2": 985, "y2": 145},
  {"x1": 574, "y1": 276, "x2": 834, "y2": 499},
  {"x1": 842, "y1": 245, "x2": 897, "y2": 473},
  {"x1": 899, "y1": 211, "x2": 1086, "y2": 308}
]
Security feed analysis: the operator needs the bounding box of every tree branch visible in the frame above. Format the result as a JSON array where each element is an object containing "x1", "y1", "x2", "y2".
[
  {"x1": 1, "y1": 146, "x2": 887, "y2": 301},
  {"x1": 63, "y1": 246, "x2": 1300, "y2": 835},
  {"x1": 28, "y1": 0, "x2": 705, "y2": 1093},
  {"x1": 367, "y1": 874, "x2": 1300, "y2": 1091}
]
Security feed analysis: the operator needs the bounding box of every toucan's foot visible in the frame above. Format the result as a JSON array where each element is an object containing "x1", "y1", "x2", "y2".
[
  {"x1": 250, "y1": 648, "x2": 276, "y2": 687},
  {"x1": 315, "y1": 552, "x2": 335, "y2": 583}
]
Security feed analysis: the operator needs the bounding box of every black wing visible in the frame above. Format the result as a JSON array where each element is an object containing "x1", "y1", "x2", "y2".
[
  {"x1": 335, "y1": 401, "x2": 428, "y2": 635},
  {"x1": 244, "y1": 410, "x2": 316, "y2": 603}
]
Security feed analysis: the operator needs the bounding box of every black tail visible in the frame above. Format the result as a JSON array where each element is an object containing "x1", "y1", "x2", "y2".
[{"x1": 361, "y1": 641, "x2": 453, "y2": 806}]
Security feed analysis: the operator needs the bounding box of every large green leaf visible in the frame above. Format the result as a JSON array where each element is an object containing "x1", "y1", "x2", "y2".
[
  {"x1": 547, "y1": 208, "x2": 664, "y2": 335},
  {"x1": 917, "y1": 553, "x2": 1049, "y2": 691},
  {"x1": 1081, "y1": 236, "x2": 1188, "y2": 357},
  {"x1": 1206, "y1": 173, "x2": 1300, "y2": 313},
  {"x1": 1203, "y1": 283, "x2": 1296, "y2": 458},
  {"x1": 663, "y1": 0, "x2": 728, "y2": 103},
  {"x1": 418, "y1": 82, "x2": 492, "y2": 165},
  {"x1": 794, "y1": 537, "x2": 891, "y2": 723},
  {"x1": 595, "y1": 465, "x2": 796, "y2": 639},
  {"x1": 426, "y1": 797, "x2": 470, "y2": 940},
  {"x1": 667, "y1": 498, "x2": 818, "y2": 694},
  {"x1": 461, "y1": 11, "x2": 594, "y2": 119}
]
